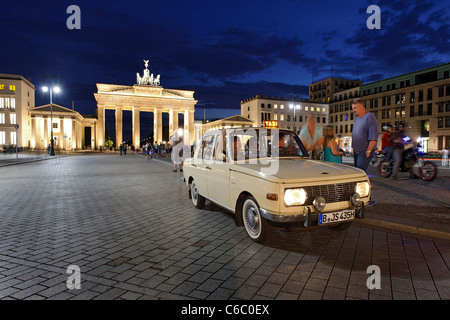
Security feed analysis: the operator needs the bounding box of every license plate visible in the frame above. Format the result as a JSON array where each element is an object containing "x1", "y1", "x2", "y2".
[{"x1": 319, "y1": 210, "x2": 355, "y2": 225}]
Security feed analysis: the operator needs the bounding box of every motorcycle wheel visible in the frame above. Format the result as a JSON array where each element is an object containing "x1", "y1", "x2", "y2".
[
  {"x1": 377, "y1": 159, "x2": 392, "y2": 178},
  {"x1": 418, "y1": 161, "x2": 437, "y2": 181}
]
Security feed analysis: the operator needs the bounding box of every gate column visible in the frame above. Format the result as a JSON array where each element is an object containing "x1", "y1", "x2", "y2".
[
  {"x1": 132, "y1": 106, "x2": 140, "y2": 149},
  {"x1": 115, "y1": 107, "x2": 123, "y2": 148}
]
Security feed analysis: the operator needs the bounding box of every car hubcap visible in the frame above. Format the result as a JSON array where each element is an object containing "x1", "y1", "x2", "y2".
[
  {"x1": 191, "y1": 183, "x2": 198, "y2": 205},
  {"x1": 243, "y1": 200, "x2": 261, "y2": 238}
]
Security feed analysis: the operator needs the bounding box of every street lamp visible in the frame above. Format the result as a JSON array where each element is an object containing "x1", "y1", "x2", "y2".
[
  {"x1": 42, "y1": 86, "x2": 61, "y2": 156},
  {"x1": 289, "y1": 104, "x2": 300, "y2": 134}
]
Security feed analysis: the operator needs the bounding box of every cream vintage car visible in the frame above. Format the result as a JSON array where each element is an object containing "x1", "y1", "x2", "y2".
[{"x1": 183, "y1": 128, "x2": 374, "y2": 243}]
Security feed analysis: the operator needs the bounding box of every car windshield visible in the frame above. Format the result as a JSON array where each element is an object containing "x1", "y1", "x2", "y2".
[{"x1": 228, "y1": 128, "x2": 308, "y2": 160}]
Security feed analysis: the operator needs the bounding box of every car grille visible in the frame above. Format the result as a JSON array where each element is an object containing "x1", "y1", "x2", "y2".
[{"x1": 303, "y1": 182, "x2": 357, "y2": 205}]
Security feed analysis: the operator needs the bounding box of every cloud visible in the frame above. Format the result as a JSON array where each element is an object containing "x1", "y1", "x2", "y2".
[
  {"x1": 180, "y1": 80, "x2": 309, "y2": 113},
  {"x1": 344, "y1": 0, "x2": 450, "y2": 79}
]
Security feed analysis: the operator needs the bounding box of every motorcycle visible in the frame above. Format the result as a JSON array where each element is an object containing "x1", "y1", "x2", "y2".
[{"x1": 377, "y1": 137, "x2": 437, "y2": 181}]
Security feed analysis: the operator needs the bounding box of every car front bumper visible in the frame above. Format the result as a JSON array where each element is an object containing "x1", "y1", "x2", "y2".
[{"x1": 259, "y1": 200, "x2": 375, "y2": 227}]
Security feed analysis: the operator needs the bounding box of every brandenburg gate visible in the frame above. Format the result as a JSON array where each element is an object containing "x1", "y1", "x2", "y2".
[{"x1": 94, "y1": 60, "x2": 197, "y2": 149}]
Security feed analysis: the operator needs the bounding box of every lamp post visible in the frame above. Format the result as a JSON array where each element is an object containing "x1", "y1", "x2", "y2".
[
  {"x1": 289, "y1": 103, "x2": 300, "y2": 134},
  {"x1": 42, "y1": 86, "x2": 60, "y2": 156}
]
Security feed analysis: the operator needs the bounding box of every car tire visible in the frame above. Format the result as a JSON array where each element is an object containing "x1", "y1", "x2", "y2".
[
  {"x1": 190, "y1": 180, "x2": 205, "y2": 209},
  {"x1": 242, "y1": 196, "x2": 272, "y2": 243}
]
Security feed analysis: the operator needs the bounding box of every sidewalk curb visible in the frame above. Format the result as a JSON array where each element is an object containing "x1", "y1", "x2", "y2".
[{"x1": 356, "y1": 218, "x2": 450, "y2": 241}]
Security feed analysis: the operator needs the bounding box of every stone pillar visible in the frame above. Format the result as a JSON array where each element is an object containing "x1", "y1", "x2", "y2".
[
  {"x1": 154, "y1": 108, "x2": 162, "y2": 144},
  {"x1": 31, "y1": 116, "x2": 36, "y2": 149},
  {"x1": 188, "y1": 109, "x2": 195, "y2": 145},
  {"x1": 97, "y1": 105, "x2": 105, "y2": 149},
  {"x1": 82, "y1": 125, "x2": 85, "y2": 149},
  {"x1": 132, "y1": 106, "x2": 140, "y2": 149},
  {"x1": 183, "y1": 109, "x2": 195, "y2": 145},
  {"x1": 91, "y1": 126, "x2": 96, "y2": 149},
  {"x1": 43, "y1": 117, "x2": 48, "y2": 149},
  {"x1": 115, "y1": 107, "x2": 123, "y2": 148},
  {"x1": 168, "y1": 109, "x2": 178, "y2": 138},
  {"x1": 72, "y1": 118, "x2": 76, "y2": 150},
  {"x1": 60, "y1": 118, "x2": 64, "y2": 150}
]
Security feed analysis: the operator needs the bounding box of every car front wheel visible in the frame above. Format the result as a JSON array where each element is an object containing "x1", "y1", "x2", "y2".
[
  {"x1": 190, "y1": 180, "x2": 205, "y2": 209},
  {"x1": 242, "y1": 196, "x2": 272, "y2": 243}
]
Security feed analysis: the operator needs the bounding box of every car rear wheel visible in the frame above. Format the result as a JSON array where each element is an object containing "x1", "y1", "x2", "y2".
[
  {"x1": 242, "y1": 196, "x2": 272, "y2": 243},
  {"x1": 190, "y1": 180, "x2": 205, "y2": 209}
]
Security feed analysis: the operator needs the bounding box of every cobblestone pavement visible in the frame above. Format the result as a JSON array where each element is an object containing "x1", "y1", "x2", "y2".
[{"x1": 0, "y1": 153, "x2": 449, "y2": 302}]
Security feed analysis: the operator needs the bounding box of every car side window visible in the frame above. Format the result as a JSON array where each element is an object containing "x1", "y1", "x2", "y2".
[
  {"x1": 213, "y1": 133, "x2": 227, "y2": 161},
  {"x1": 202, "y1": 135, "x2": 215, "y2": 161}
]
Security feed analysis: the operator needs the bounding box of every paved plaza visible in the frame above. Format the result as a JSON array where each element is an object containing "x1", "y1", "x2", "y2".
[{"x1": 0, "y1": 153, "x2": 449, "y2": 303}]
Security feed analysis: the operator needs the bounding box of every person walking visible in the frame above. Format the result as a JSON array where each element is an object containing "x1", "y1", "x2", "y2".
[
  {"x1": 146, "y1": 143, "x2": 151, "y2": 160},
  {"x1": 351, "y1": 99, "x2": 379, "y2": 173},
  {"x1": 170, "y1": 131, "x2": 184, "y2": 172},
  {"x1": 442, "y1": 147, "x2": 449, "y2": 166},
  {"x1": 323, "y1": 125, "x2": 343, "y2": 163},
  {"x1": 391, "y1": 124, "x2": 407, "y2": 179}
]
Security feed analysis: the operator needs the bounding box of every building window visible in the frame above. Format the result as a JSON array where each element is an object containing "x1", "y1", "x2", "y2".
[
  {"x1": 0, "y1": 131, "x2": 5, "y2": 144},
  {"x1": 427, "y1": 88, "x2": 433, "y2": 100},
  {"x1": 0, "y1": 113, "x2": 4, "y2": 124},
  {"x1": 9, "y1": 85, "x2": 16, "y2": 91},
  {"x1": 10, "y1": 113, "x2": 16, "y2": 124},
  {"x1": 410, "y1": 91, "x2": 415, "y2": 103},
  {"x1": 418, "y1": 105, "x2": 423, "y2": 116},
  {"x1": 0, "y1": 84, "x2": 4, "y2": 90},
  {"x1": 11, "y1": 131, "x2": 16, "y2": 144}
]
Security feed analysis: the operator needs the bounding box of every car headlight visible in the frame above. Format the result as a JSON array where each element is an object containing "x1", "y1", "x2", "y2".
[
  {"x1": 356, "y1": 182, "x2": 370, "y2": 197},
  {"x1": 284, "y1": 188, "x2": 307, "y2": 206}
]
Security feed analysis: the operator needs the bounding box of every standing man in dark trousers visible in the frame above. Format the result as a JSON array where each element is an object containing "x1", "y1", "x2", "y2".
[{"x1": 351, "y1": 99, "x2": 379, "y2": 173}]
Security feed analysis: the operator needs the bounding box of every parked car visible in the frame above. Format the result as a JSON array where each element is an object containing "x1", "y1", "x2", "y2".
[{"x1": 183, "y1": 128, "x2": 374, "y2": 243}]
